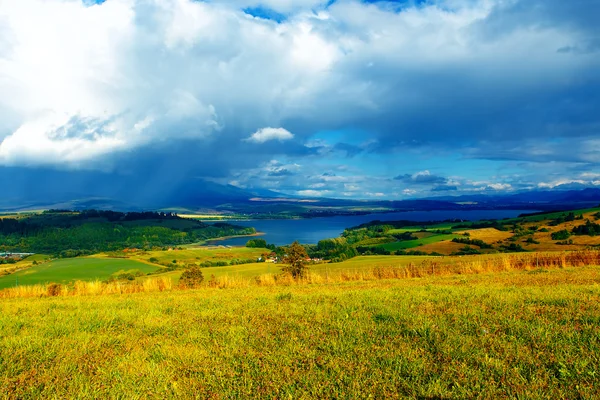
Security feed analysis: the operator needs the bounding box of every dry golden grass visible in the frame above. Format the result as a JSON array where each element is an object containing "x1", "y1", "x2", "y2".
[
  {"x1": 464, "y1": 227, "x2": 513, "y2": 242},
  {"x1": 412, "y1": 231, "x2": 436, "y2": 239},
  {"x1": 417, "y1": 240, "x2": 466, "y2": 255},
  {"x1": 4, "y1": 251, "x2": 600, "y2": 299},
  {"x1": 0, "y1": 276, "x2": 173, "y2": 299}
]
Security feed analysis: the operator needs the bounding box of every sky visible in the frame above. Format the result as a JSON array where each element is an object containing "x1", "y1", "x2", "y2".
[{"x1": 0, "y1": 0, "x2": 599, "y2": 200}]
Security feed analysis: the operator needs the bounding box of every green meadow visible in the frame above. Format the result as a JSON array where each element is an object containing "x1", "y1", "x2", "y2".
[
  {"x1": 1, "y1": 267, "x2": 599, "y2": 398},
  {"x1": 0, "y1": 258, "x2": 158, "y2": 290},
  {"x1": 378, "y1": 234, "x2": 460, "y2": 251}
]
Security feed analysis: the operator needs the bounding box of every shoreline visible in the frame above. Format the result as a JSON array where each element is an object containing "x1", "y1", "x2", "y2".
[{"x1": 195, "y1": 232, "x2": 266, "y2": 247}]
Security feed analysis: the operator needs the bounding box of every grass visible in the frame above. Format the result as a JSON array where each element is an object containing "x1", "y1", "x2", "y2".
[
  {"x1": 0, "y1": 258, "x2": 159, "y2": 290},
  {"x1": 129, "y1": 247, "x2": 265, "y2": 266},
  {"x1": 464, "y1": 227, "x2": 514, "y2": 242},
  {"x1": 151, "y1": 255, "x2": 438, "y2": 283},
  {"x1": 378, "y1": 234, "x2": 459, "y2": 251},
  {"x1": 1, "y1": 266, "x2": 599, "y2": 398}
]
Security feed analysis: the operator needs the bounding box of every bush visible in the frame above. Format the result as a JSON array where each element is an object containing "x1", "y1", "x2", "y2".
[
  {"x1": 452, "y1": 237, "x2": 493, "y2": 249},
  {"x1": 551, "y1": 230, "x2": 571, "y2": 241},
  {"x1": 451, "y1": 246, "x2": 482, "y2": 256},
  {"x1": 500, "y1": 243, "x2": 527, "y2": 253},
  {"x1": 47, "y1": 283, "x2": 62, "y2": 297},
  {"x1": 179, "y1": 267, "x2": 204, "y2": 288}
]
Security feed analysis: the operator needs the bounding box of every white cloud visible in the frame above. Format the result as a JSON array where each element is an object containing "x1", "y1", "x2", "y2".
[
  {"x1": 296, "y1": 189, "x2": 331, "y2": 197},
  {"x1": 0, "y1": 0, "x2": 594, "y2": 185},
  {"x1": 537, "y1": 179, "x2": 586, "y2": 189},
  {"x1": 245, "y1": 127, "x2": 294, "y2": 143},
  {"x1": 487, "y1": 183, "x2": 512, "y2": 191}
]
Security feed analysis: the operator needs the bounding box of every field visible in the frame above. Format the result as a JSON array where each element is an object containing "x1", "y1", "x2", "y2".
[
  {"x1": 132, "y1": 246, "x2": 265, "y2": 266},
  {"x1": 463, "y1": 227, "x2": 514, "y2": 242},
  {"x1": 1, "y1": 266, "x2": 599, "y2": 398},
  {"x1": 379, "y1": 234, "x2": 459, "y2": 251},
  {"x1": 357, "y1": 208, "x2": 600, "y2": 255},
  {"x1": 0, "y1": 258, "x2": 159, "y2": 290},
  {"x1": 149, "y1": 255, "x2": 441, "y2": 282}
]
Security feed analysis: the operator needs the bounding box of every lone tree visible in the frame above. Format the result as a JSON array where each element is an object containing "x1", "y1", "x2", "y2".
[
  {"x1": 282, "y1": 241, "x2": 309, "y2": 279},
  {"x1": 179, "y1": 266, "x2": 204, "y2": 289}
]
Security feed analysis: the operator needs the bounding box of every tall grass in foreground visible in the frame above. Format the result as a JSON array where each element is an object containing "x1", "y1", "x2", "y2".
[
  {"x1": 2, "y1": 250, "x2": 600, "y2": 298},
  {"x1": 0, "y1": 277, "x2": 173, "y2": 299}
]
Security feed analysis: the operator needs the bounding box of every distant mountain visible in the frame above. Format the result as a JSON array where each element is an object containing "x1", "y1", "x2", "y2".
[
  {"x1": 427, "y1": 188, "x2": 600, "y2": 208},
  {"x1": 2, "y1": 165, "x2": 599, "y2": 212}
]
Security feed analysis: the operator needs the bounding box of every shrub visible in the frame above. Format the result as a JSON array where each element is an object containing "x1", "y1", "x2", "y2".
[
  {"x1": 179, "y1": 267, "x2": 204, "y2": 288},
  {"x1": 557, "y1": 239, "x2": 574, "y2": 245},
  {"x1": 451, "y1": 246, "x2": 482, "y2": 256},
  {"x1": 551, "y1": 230, "x2": 571, "y2": 241},
  {"x1": 47, "y1": 283, "x2": 62, "y2": 297},
  {"x1": 452, "y1": 237, "x2": 493, "y2": 249},
  {"x1": 500, "y1": 243, "x2": 527, "y2": 253}
]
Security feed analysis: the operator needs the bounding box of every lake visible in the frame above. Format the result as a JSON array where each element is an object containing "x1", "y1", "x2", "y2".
[{"x1": 206, "y1": 209, "x2": 534, "y2": 246}]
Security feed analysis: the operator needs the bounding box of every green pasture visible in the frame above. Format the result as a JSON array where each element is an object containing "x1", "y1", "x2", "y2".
[
  {"x1": 132, "y1": 247, "x2": 265, "y2": 265},
  {"x1": 0, "y1": 258, "x2": 159, "y2": 289},
  {"x1": 377, "y1": 234, "x2": 459, "y2": 251}
]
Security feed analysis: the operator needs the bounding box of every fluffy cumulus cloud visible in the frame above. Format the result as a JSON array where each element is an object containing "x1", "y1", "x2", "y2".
[
  {"x1": 0, "y1": 0, "x2": 598, "y2": 198},
  {"x1": 245, "y1": 127, "x2": 294, "y2": 143}
]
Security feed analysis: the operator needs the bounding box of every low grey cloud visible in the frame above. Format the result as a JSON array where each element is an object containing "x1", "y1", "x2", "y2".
[
  {"x1": 431, "y1": 185, "x2": 458, "y2": 192},
  {"x1": 395, "y1": 171, "x2": 448, "y2": 185},
  {"x1": 268, "y1": 168, "x2": 294, "y2": 177}
]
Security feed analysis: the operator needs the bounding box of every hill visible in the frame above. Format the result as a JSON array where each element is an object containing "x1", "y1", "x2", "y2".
[{"x1": 333, "y1": 207, "x2": 600, "y2": 256}]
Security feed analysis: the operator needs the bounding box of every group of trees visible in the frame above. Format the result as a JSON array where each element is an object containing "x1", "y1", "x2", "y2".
[
  {"x1": 572, "y1": 220, "x2": 600, "y2": 236},
  {"x1": 451, "y1": 237, "x2": 494, "y2": 249},
  {"x1": 549, "y1": 212, "x2": 584, "y2": 227}
]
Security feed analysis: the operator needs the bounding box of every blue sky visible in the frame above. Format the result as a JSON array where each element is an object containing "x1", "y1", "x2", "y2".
[{"x1": 0, "y1": 0, "x2": 599, "y2": 200}]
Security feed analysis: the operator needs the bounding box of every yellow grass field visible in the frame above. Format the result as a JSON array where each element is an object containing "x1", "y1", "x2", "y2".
[
  {"x1": 417, "y1": 240, "x2": 466, "y2": 254},
  {"x1": 464, "y1": 227, "x2": 514, "y2": 242},
  {"x1": 1, "y1": 264, "x2": 599, "y2": 398}
]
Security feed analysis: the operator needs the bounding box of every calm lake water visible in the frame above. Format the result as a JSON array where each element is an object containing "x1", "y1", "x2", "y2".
[{"x1": 206, "y1": 209, "x2": 534, "y2": 246}]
